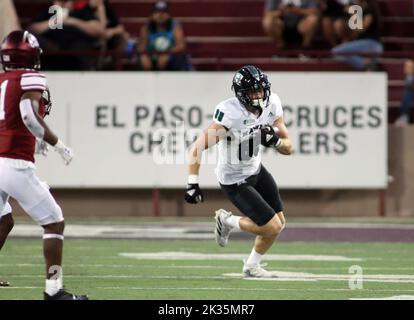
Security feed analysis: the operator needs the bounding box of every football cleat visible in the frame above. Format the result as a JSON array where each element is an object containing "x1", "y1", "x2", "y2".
[
  {"x1": 242, "y1": 261, "x2": 277, "y2": 279},
  {"x1": 0, "y1": 280, "x2": 10, "y2": 287},
  {"x1": 214, "y1": 209, "x2": 234, "y2": 247},
  {"x1": 44, "y1": 289, "x2": 89, "y2": 300}
]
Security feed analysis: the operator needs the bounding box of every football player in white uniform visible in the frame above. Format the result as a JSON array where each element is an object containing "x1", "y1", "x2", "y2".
[{"x1": 185, "y1": 65, "x2": 293, "y2": 278}]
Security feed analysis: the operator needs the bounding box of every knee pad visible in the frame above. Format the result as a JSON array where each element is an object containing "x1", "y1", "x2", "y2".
[{"x1": 27, "y1": 196, "x2": 63, "y2": 226}]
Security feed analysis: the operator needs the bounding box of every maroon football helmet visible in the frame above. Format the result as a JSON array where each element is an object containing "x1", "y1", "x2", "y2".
[{"x1": 0, "y1": 30, "x2": 42, "y2": 71}]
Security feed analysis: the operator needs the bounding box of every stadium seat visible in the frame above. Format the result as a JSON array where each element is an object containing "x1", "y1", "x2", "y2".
[{"x1": 13, "y1": 0, "x2": 414, "y2": 122}]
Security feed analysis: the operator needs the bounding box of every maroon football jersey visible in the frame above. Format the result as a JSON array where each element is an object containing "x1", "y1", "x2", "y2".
[{"x1": 0, "y1": 70, "x2": 47, "y2": 162}]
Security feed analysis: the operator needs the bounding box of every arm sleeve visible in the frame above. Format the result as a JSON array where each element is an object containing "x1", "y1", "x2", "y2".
[
  {"x1": 19, "y1": 99, "x2": 45, "y2": 139},
  {"x1": 20, "y1": 73, "x2": 47, "y2": 92}
]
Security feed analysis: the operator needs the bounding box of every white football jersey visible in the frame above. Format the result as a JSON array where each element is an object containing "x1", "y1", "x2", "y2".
[{"x1": 213, "y1": 92, "x2": 283, "y2": 185}]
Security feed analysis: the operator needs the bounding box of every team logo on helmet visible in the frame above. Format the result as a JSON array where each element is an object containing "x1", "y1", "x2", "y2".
[
  {"x1": 26, "y1": 32, "x2": 40, "y2": 49},
  {"x1": 233, "y1": 72, "x2": 243, "y2": 86}
]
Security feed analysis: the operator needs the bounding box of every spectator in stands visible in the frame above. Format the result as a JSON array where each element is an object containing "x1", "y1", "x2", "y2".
[
  {"x1": 0, "y1": 0, "x2": 21, "y2": 41},
  {"x1": 331, "y1": 0, "x2": 382, "y2": 71},
  {"x1": 28, "y1": 0, "x2": 106, "y2": 70},
  {"x1": 103, "y1": 0, "x2": 130, "y2": 52},
  {"x1": 262, "y1": 0, "x2": 320, "y2": 49},
  {"x1": 88, "y1": 0, "x2": 132, "y2": 68},
  {"x1": 320, "y1": 0, "x2": 350, "y2": 46},
  {"x1": 138, "y1": 1, "x2": 191, "y2": 71},
  {"x1": 395, "y1": 60, "x2": 414, "y2": 126},
  {"x1": 90, "y1": 0, "x2": 130, "y2": 52}
]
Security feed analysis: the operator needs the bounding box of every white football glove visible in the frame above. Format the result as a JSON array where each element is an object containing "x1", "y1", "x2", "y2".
[
  {"x1": 54, "y1": 139, "x2": 74, "y2": 165},
  {"x1": 35, "y1": 139, "x2": 49, "y2": 156}
]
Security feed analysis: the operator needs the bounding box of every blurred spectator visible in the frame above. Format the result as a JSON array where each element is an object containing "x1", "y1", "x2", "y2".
[
  {"x1": 320, "y1": 0, "x2": 350, "y2": 46},
  {"x1": 0, "y1": 0, "x2": 21, "y2": 41},
  {"x1": 331, "y1": 0, "x2": 382, "y2": 71},
  {"x1": 138, "y1": 1, "x2": 191, "y2": 71},
  {"x1": 28, "y1": 0, "x2": 106, "y2": 70},
  {"x1": 102, "y1": 0, "x2": 130, "y2": 52},
  {"x1": 262, "y1": 0, "x2": 320, "y2": 49},
  {"x1": 395, "y1": 60, "x2": 414, "y2": 126},
  {"x1": 88, "y1": 0, "x2": 130, "y2": 51}
]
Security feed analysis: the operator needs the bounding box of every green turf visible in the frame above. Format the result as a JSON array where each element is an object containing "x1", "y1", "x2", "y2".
[{"x1": 1, "y1": 239, "x2": 414, "y2": 300}]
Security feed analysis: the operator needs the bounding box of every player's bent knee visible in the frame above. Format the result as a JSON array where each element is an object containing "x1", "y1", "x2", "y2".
[
  {"x1": 269, "y1": 222, "x2": 283, "y2": 236},
  {"x1": 260, "y1": 216, "x2": 283, "y2": 237},
  {"x1": 43, "y1": 220, "x2": 65, "y2": 235}
]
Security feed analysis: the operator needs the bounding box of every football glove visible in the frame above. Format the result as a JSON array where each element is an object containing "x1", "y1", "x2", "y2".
[
  {"x1": 54, "y1": 139, "x2": 74, "y2": 165},
  {"x1": 260, "y1": 125, "x2": 282, "y2": 149},
  {"x1": 185, "y1": 184, "x2": 204, "y2": 204},
  {"x1": 35, "y1": 139, "x2": 49, "y2": 157}
]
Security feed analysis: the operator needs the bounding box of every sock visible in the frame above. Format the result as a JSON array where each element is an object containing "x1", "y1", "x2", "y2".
[
  {"x1": 226, "y1": 215, "x2": 241, "y2": 230},
  {"x1": 45, "y1": 270, "x2": 63, "y2": 296},
  {"x1": 245, "y1": 248, "x2": 263, "y2": 267}
]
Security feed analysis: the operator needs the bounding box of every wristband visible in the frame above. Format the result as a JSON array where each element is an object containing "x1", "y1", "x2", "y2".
[{"x1": 54, "y1": 139, "x2": 66, "y2": 150}]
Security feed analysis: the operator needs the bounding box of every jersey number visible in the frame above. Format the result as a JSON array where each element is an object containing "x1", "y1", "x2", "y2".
[
  {"x1": 238, "y1": 135, "x2": 260, "y2": 161},
  {"x1": 214, "y1": 109, "x2": 224, "y2": 122},
  {"x1": 0, "y1": 80, "x2": 9, "y2": 120}
]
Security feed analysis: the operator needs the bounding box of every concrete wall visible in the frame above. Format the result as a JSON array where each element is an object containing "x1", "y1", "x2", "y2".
[
  {"x1": 8, "y1": 126, "x2": 414, "y2": 218},
  {"x1": 386, "y1": 126, "x2": 414, "y2": 216}
]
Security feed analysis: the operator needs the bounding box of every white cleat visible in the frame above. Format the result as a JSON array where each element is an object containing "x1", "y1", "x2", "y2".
[
  {"x1": 214, "y1": 209, "x2": 234, "y2": 247},
  {"x1": 243, "y1": 262, "x2": 278, "y2": 279}
]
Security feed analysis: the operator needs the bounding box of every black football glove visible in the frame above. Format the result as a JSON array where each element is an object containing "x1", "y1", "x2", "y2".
[
  {"x1": 184, "y1": 183, "x2": 204, "y2": 204},
  {"x1": 260, "y1": 125, "x2": 281, "y2": 148}
]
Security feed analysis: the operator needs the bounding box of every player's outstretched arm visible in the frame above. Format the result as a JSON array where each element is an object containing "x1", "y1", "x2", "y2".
[
  {"x1": 20, "y1": 91, "x2": 74, "y2": 165},
  {"x1": 273, "y1": 116, "x2": 293, "y2": 155},
  {"x1": 185, "y1": 122, "x2": 227, "y2": 204}
]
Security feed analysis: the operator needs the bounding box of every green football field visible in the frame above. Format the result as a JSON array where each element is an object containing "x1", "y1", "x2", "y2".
[{"x1": 1, "y1": 238, "x2": 414, "y2": 300}]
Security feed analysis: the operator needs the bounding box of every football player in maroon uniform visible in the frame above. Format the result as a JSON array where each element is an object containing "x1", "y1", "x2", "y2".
[{"x1": 0, "y1": 30, "x2": 88, "y2": 300}]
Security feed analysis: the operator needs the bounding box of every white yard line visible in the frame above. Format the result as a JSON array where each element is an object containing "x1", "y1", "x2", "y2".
[
  {"x1": 5, "y1": 273, "x2": 414, "y2": 284},
  {"x1": 224, "y1": 271, "x2": 414, "y2": 283},
  {"x1": 87, "y1": 287, "x2": 414, "y2": 293},
  {"x1": 119, "y1": 252, "x2": 364, "y2": 262},
  {"x1": 2, "y1": 286, "x2": 414, "y2": 294},
  {"x1": 7, "y1": 222, "x2": 414, "y2": 240},
  {"x1": 0, "y1": 264, "x2": 412, "y2": 271},
  {"x1": 286, "y1": 223, "x2": 414, "y2": 230},
  {"x1": 351, "y1": 295, "x2": 414, "y2": 300},
  {"x1": 0, "y1": 287, "x2": 42, "y2": 289}
]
